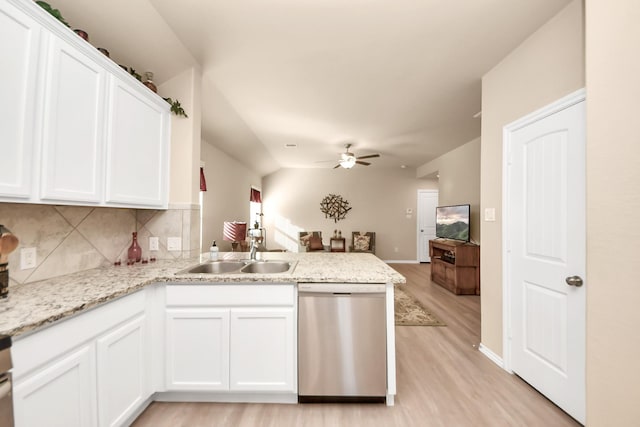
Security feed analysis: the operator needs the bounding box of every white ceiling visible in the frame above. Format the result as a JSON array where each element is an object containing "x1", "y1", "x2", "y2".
[{"x1": 53, "y1": 0, "x2": 571, "y2": 176}]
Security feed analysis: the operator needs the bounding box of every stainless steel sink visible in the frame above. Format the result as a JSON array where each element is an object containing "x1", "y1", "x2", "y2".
[
  {"x1": 240, "y1": 261, "x2": 294, "y2": 274},
  {"x1": 176, "y1": 260, "x2": 296, "y2": 275},
  {"x1": 176, "y1": 261, "x2": 246, "y2": 274}
]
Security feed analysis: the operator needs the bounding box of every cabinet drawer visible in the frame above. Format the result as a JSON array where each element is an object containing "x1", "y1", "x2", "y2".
[{"x1": 166, "y1": 284, "x2": 294, "y2": 307}]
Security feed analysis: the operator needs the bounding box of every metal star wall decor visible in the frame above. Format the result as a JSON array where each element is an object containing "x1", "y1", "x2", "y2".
[{"x1": 320, "y1": 194, "x2": 351, "y2": 223}]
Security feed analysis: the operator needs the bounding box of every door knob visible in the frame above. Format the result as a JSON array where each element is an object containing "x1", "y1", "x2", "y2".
[{"x1": 565, "y1": 276, "x2": 584, "y2": 287}]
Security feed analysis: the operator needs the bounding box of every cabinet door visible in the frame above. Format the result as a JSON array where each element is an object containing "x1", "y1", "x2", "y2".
[
  {"x1": 230, "y1": 308, "x2": 295, "y2": 392},
  {"x1": 105, "y1": 77, "x2": 169, "y2": 208},
  {"x1": 13, "y1": 344, "x2": 97, "y2": 427},
  {"x1": 165, "y1": 308, "x2": 230, "y2": 390},
  {"x1": 0, "y1": 1, "x2": 41, "y2": 199},
  {"x1": 96, "y1": 314, "x2": 147, "y2": 427},
  {"x1": 431, "y1": 261, "x2": 445, "y2": 282},
  {"x1": 40, "y1": 36, "x2": 106, "y2": 203}
]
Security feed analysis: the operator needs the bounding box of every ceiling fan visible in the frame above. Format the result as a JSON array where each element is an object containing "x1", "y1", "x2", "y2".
[{"x1": 333, "y1": 144, "x2": 380, "y2": 169}]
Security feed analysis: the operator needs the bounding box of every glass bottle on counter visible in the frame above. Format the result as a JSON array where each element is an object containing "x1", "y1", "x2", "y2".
[{"x1": 128, "y1": 232, "x2": 142, "y2": 263}]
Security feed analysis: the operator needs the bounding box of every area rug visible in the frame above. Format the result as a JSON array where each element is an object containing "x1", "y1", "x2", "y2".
[{"x1": 394, "y1": 286, "x2": 446, "y2": 326}]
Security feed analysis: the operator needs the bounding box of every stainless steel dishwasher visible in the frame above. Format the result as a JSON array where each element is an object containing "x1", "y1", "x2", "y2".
[{"x1": 298, "y1": 283, "x2": 386, "y2": 403}]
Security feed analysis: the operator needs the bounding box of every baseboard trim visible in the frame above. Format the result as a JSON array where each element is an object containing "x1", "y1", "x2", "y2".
[
  {"x1": 384, "y1": 260, "x2": 419, "y2": 264},
  {"x1": 121, "y1": 396, "x2": 154, "y2": 426},
  {"x1": 154, "y1": 391, "x2": 298, "y2": 404},
  {"x1": 479, "y1": 343, "x2": 505, "y2": 370}
]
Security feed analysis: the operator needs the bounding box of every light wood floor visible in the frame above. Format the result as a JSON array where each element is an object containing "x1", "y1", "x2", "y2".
[{"x1": 132, "y1": 263, "x2": 580, "y2": 427}]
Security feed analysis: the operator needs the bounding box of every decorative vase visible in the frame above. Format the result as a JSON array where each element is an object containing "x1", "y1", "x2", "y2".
[
  {"x1": 128, "y1": 232, "x2": 142, "y2": 263},
  {"x1": 143, "y1": 71, "x2": 157, "y2": 93}
]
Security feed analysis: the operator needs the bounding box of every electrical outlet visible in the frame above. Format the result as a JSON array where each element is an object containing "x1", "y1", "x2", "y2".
[
  {"x1": 394, "y1": 247, "x2": 399, "y2": 253},
  {"x1": 21, "y1": 247, "x2": 37, "y2": 270},
  {"x1": 149, "y1": 237, "x2": 159, "y2": 251},
  {"x1": 167, "y1": 237, "x2": 181, "y2": 251}
]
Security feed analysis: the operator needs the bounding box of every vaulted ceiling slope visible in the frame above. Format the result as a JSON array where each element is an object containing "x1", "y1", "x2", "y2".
[{"x1": 53, "y1": 0, "x2": 571, "y2": 176}]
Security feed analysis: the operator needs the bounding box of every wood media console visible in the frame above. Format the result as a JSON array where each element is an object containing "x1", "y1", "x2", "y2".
[{"x1": 429, "y1": 239, "x2": 480, "y2": 295}]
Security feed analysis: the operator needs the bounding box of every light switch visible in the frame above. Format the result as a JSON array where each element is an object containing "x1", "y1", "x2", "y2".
[{"x1": 484, "y1": 208, "x2": 496, "y2": 222}]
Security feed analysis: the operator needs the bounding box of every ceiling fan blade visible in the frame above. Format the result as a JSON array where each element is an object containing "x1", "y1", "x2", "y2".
[
  {"x1": 355, "y1": 161, "x2": 371, "y2": 166},
  {"x1": 333, "y1": 164, "x2": 341, "y2": 169},
  {"x1": 356, "y1": 154, "x2": 380, "y2": 160}
]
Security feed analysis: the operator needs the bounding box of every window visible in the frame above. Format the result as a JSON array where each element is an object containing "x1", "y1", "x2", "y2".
[{"x1": 249, "y1": 187, "x2": 262, "y2": 229}]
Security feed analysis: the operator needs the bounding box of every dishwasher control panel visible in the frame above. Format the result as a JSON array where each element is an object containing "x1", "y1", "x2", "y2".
[{"x1": 298, "y1": 283, "x2": 386, "y2": 294}]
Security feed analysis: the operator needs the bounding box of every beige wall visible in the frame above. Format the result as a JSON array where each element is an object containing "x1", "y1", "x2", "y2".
[
  {"x1": 200, "y1": 141, "x2": 262, "y2": 252},
  {"x1": 262, "y1": 168, "x2": 437, "y2": 260},
  {"x1": 158, "y1": 67, "x2": 202, "y2": 206},
  {"x1": 417, "y1": 137, "x2": 481, "y2": 243},
  {"x1": 480, "y1": 1, "x2": 584, "y2": 354},
  {"x1": 585, "y1": 0, "x2": 640, "y2": 423}
]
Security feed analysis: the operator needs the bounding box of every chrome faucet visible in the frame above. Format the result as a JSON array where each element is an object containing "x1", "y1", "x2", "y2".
[{"x1": 249, "y1": 235, "x2": 258, "y2": 261}]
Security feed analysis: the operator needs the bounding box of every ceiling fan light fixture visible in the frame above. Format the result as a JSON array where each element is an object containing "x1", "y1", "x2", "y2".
[{"x1": 339, "y1": 156, "x2": 356, "y2": 168}]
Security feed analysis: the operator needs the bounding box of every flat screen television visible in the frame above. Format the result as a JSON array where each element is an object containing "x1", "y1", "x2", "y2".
[{"x1": 436, "y1": 204, "x2": 470, "y2": 242}]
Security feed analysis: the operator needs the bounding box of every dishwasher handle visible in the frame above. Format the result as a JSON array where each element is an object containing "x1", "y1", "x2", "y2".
[{"x1": 298, "y1": 283, "x2": 386, "y2": 294}]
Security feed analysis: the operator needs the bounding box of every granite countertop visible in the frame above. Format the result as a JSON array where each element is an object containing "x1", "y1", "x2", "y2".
[{"x1": 0, "y1": 252, "x2": 405, "y2": 338}]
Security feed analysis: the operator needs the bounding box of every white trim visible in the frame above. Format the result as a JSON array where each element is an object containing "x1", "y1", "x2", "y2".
[
  {"x1": 501, "y1": 88, "x2": 586, "y2": 373},
  {"x1": 385, "y1": 282, "x2": 396, "y2": 406},
  {"x1": 154, "y1": 391, "x2": 297, "y2": 404},
  {"x1": 479, "y1": 343, "x2": 507, "y2": 371},
  {"x1": 384, "y1": 260, "x2": 419, "y2": 264},
  {"x1": 504, "y1": 89, "x2": 586, "y2": 133}
]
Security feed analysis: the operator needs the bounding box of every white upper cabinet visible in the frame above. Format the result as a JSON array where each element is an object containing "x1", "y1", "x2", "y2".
[
  {"x1": 0, "y1": 1, "x2": 41, "y2": 199},
  {"x1": 40, "y1": 36, "x2": 106, "y2": 203},
  {"x1": 105, "y1": 77, "x2": 170, "y2": 208},
  {"x1": 0, "y1": 0, "x2": 170, "y2": 209}
]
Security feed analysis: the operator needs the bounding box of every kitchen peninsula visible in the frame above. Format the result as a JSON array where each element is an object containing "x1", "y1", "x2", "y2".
[{"x1": 0, "y1": 252, "x2": 405, "y2": 427}]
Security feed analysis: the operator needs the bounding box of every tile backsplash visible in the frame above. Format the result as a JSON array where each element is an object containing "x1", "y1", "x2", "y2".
[{"x1": 0, "y1": 203, "x2": 200, "y2": 286}]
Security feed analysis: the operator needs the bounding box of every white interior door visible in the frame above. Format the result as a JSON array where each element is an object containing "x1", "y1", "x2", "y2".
[
  {"x1": 505, "y1": 92, "x2": 585, "y2": 424},
  {"x1": 417, "y1": 190, "x2": 438, "y2": 262}
]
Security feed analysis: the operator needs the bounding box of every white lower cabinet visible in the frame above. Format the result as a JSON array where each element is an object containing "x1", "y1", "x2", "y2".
[
  {"x1": 229, "y1": 308, "x2": 295, "y2": 391},
  {"x1": 96, "y1": 315, "x2": 148, "y2": 427},
  {"x1": 164, "y1": 284, "x2": 297, "y2": 394},
  {"x1": 12, "y1": 289, "x2": 149, "y2": 427},
  {"x1": 12, "y1": 283, "x2": 297, "y2": 427},
  {"x1": 165, "y1": 308, "x2": 230, "y2": 391},
  {"x1": 13, "y1": 345, "x2": 97, "y2": 427}
]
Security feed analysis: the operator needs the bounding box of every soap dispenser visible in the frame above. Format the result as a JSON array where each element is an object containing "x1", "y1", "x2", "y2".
[{"x1": 210, "y1": 241, "x2": 219, "y2": 261}]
